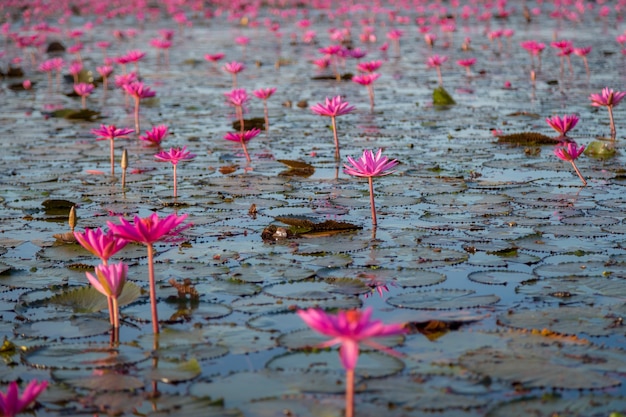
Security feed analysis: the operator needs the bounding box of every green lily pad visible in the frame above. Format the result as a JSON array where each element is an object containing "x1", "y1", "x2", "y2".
[
  {"x1": 433, "y1": 86, "x2": 456, "y2": 105},
  {"x1": 48, "y1": 108, "x2": 101, "y2": 121},
  {"x1": 584, "y1": 140, "x2": 617, "y2": 159}
]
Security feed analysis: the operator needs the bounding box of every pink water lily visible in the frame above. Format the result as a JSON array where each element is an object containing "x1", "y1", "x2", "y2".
[
  {"x1": 225, "y1": 88, "x2": 249, "y2": 132},
  {"x1": 589, "y1": 87, "x2": 626, "y2": 140},
  {"x1": 73, "y1": 82, "x2": 94, "y2": 109},
  {"x1": 356, "y1": 60, "x2": 382, "y2": 73},
  {"x1": 352, "y1": 73, "x2": 381, "y2": 112},
  {"x1": 224, "y1": 128, "x2": 261, "y2": 163},
  {"x1": 554, "y1": 142, "x2": 586, "y2": 186},
  {"x1": 546, "y1": 114, "x2": 579, "y2": 137},
  {"x1": 139, "y1": 125, "x2": 168, "y2": 146},
  {"x1": 456, "y1": 58, "x2": 476, "y2": 76},
  {"x1": 0, "y1": 380, "x2": 48, "y2": 417},
  {"x1": 74, "y1": 227, "x2": 127, "y2": 264},
  {"x1": 298, "y1": 307, "x2": 405, "y2": 417},
  {"x1": 108, "y1": 213, "x2": 191, "y2": 334},
  {"x1": 427, "y1": 55, "x2": 448, "y2": 86},
  {"x1": 311, "y1": 96, "x2": 355, "y2": 159},
  {"x1": 344, "y1": 149, "x2": 398, "y2": 226},
  {"x1": 253, "y1": 87, "x2": 276, "y2": 132},
  {"x1": 91, "y1": 124, "x2": 134, "y2": 176},
  {"x1": 122, "y1": 81, "x2": 156, "y2": 135},
  {"x1": 155, "y1": 146, "x2": 197, "y2": 198},
  {"x1": 86, "y1": 262, "x2": 128, "y2": 329},
  {"x1": 96, "y1": 65, "x2": 113, "y2": 91},
  {"x1": 223, "y1": 61, "x2": 245, "y2": 87}
]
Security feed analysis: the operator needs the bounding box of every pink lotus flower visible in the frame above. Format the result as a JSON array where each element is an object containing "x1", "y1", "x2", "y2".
[
  {"x1": 73, "y1": 82, "x2": 94, "y2": 109},
  {"x1": 114, "y1": 72, "x2": 137, "y2": 88},
  {"x1": 297, "y1": 307, "x2": 405, "y2": 417},
  {"x1": 573, "y1": 46, "x2": 592, "y2": 76},
  {"x1": 69, "y1": 61, "x2": 83, "y2": 83},
  {"x1": 546, "y1": 114, "x2": 579, "y2": 137},
  {"x1": 74, "y1": 227, "x2": 128, "y2": 263},
  {"x1": 139, "y1": 125, "x2": 168, "y2": 146},
  {"x1": 108, "y1": 213, "x2": 191, "y2": 334},
  {"x1": 311, "y1": 96, "x2": 355, "y2": 159},
  {"x1": 589, "y1": 87, "x2": 626, "y2": 139},
  {"x1": 223, "y1": 61, "x2": 245, "y2": 87},
  {"x1": 97, "y1": 65, "x2": 113, "y2": 91},
  {"x1": 427, "y1": 55, "x2": 448, "y2": 86},
  {"x1": 356, "y1": 60, "x2": 382, "y2": 73},
  {"x1": 155, "y1": 146, "x2": 197, "y2": 197},
  {"x1": 386, "y1": 29, "x2": 403, "y2": 56},
  {"x1": 204, "y1": 53, "x2": 225, "y2": 69},
  {"x1": 554, "y1": 142, "x2": 586, "y2": 186},
  {"x1": 456, "y1": 58, "x2": 476, "y2": 76},
  {"x1": 122, "y1": 82, "x2": 156, "y2": 135},
  {"x1": 344, "y1": 149, "x2": 398, "y2": 226},
  {"x1": 91, "y1": 124, "x2": 134, "y2": 176},
  {"x1": 352, "y1": 73, "x2": 381, "y2": 112},
  {"x1": 225, "y1": 88, "x2": 249, "y2": 133},
  {"x1": 253, "y1": 88, "x2": 276, "y2": 132},
  {"x1": 155, "y1": 146, "x2": 196, "y2": 165},
  {"x1": 0, "y1": 380, "x2": 48, "y2": 417},
  {"x1": 86, "y1": 262, "x2": 127, "y2": 328},
  {"x1": 224, "y1": 128, "x2": 261, "y2": 163}
]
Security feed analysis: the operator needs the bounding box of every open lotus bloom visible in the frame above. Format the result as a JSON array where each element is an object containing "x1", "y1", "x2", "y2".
[
  {"x1": 554, "y1": 142, "x2": 587, "y2": 186},
  {"x1": 0, "y1": 380, "x2": 48, "y2": 417},
  {"x1": 546, "y1": 114, "x2": 579, "y2": 137},
  {"x1": 344, "y1": 149, "x2": 398, "y2": 226}
]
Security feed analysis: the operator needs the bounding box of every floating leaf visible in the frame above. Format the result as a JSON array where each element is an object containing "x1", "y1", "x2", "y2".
[
  {"x1": 459, "y1": 332, "x2": 625, "y2": 390},
  {"x1": 277, "y1": 160, "x2": 315, "y2": 177},
  {"x1": 15, "y1": 316, "x2": 111, "y2": 339},
  {"x1": 468, "y1": 270, "x2": 535, "y2": 286},
  {"x1": 278, "y1": 328, "x2": 404, "y2": 350},
  {"x1": 189, "y1": 370, "x2": 343, "y2": 407},
  {"x1": 316, "y1": 267, "x2": 446, "y2": 288},
  {"x1": 47, "y1": 108, "x2": 101, "y2": 121},
  {"x1": 487, "y1": 395, "x2": 626, "y2": 417},
  {"x1": 496, "y1": 132, "x2": 555, "y2": 145},
  {"x1": 433, "y1": 86, "x2": 456, "y2": 105},
  {"x1": 148, "y1": 357, "x2": 202, "y2": 383},
  {"x1": 52, "y1": 369, "x2": 145, "y2": 391},
  {"x1": 497, "y1": 306, "x2": 624, "y2": 337},
  {"x1": 267, "y1": 350, "x2": 404, "y2": 378},
  {"x1": 387, "y1": 289, "x2": 500, "y2": 310},
  {"x1": 43, "y1": 283, "x2": 142, "y2": 313},
  {"x1": 584, "y1": 140, "x2": 617, "y2": 159},
  {"x1": 23, "y1": 342, "x2": 148, "y2": 370}
]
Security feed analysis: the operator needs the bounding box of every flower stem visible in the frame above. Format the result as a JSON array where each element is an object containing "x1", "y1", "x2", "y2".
[
  {"x1": 134, "y1": 97, "x2": 140, "y2": 137},
  {"x1": 345, "y1": 369, "x2": 354, "y2": 417},
  {"x1": 570, "y1": 161, "x2": 587, "y2": 186},
  {"x1": 172, "y1": 164, "x2": 178, "y2": 199},
  {"x1": 331, "y1": 116, "x2": 340, "y2": 160},
  {"x1": 109, "y1": 139, "x2": 115, "y2": 176},
  {"x1": 146, "y1": 243, "x2": 160, "y2": 334},
  {"x1": 367, "y1": 85, "x2": 375, "y2": 112},
  {"x1": 263, "y1": 101, "x2": 270, "y2": 132},
  {"x1": 608, "y1": 105, "x2": 617, "y2": 140},
  {"x1": 368, "y1": 176, "x2": 377, "y2": 226},
  {"x1": 112, "y1": 297, "x2": 120, "y2": 329},
  {"x1": 436, "y1": 67, "x2": 443, "y2": 87},
  {"x1": 240, "y1": 138, "x2": 251, "y2": 163}
]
